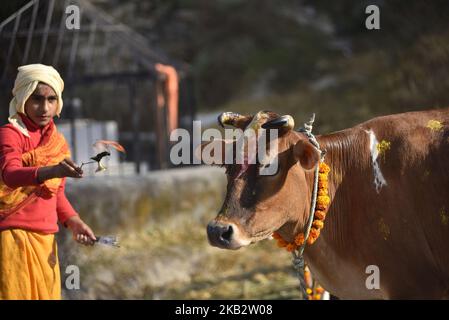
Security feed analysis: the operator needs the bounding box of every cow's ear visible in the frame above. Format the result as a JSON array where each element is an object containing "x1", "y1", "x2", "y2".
[
  {"x1": 293, "y1": 139, "x2": 320, "y2": 170},
  {"x1": 194, "y1": 139, "x2": 234, "y2": 165}
]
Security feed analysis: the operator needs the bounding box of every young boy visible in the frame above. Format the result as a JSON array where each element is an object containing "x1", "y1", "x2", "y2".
[{"x1": 0, "y1": 64, "x2": 96, "y2": 300}]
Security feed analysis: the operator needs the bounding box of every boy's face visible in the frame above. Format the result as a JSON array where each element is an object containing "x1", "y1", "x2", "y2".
[{"x1": 24, "y1": 83, "x2": 58, "y2": 127}]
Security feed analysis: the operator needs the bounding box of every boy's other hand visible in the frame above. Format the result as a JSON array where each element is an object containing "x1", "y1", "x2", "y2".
[{"x1": 65, "y1": 216, "x2": 96, "y2": 246}]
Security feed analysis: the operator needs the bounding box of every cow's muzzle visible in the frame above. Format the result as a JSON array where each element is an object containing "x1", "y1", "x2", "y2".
[{"x1": 207, "y1": 221, "x2": 249, "y2": 250}]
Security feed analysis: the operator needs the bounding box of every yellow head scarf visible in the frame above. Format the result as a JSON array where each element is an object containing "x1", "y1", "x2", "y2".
[{"x1": 8, "y1": 64, "x2": 64, "y2": 137}]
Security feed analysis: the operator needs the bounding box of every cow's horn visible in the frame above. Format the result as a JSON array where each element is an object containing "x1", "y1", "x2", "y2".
[
  {"x1": 217, "y1": 112, "x2": 245, "y2": 128},
  {"x1": 262, "y1": 115, "x2": 295, "y2": 130}
]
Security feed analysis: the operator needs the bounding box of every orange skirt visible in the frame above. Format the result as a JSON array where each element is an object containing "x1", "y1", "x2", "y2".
[{"x1": 0, "y1": 229, "x2": 61, "y2": 300}]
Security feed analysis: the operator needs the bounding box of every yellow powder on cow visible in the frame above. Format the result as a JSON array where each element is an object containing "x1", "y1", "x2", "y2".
[
  {"x1": 378, "y1": 217, "x2": 390, "y2": 240},
  {"x1": 426, "y1": 119, "x2": 443, "y2": 131},
  {"x1": 376, "y1": 140, "x2": 391, "y2": 159}
]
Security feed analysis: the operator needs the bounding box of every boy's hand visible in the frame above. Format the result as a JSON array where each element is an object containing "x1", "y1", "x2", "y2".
[
  {"x1": 37, "y1": 158, "x2": 83, "y2": 183},
  {"x1": 65, "y1": 216, "x2": 96, "y2": 246},
  {"x1": 54, "y1": 158, "x2": 83, "y2": 178}
]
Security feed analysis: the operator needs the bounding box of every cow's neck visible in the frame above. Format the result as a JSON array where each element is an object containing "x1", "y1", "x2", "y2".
[
  {"x1": 278, "y1": 127, "x2": 375, "y2": 297},
  {"x1": 302, "y1": 127, "x2": 371, "y2": 265}
]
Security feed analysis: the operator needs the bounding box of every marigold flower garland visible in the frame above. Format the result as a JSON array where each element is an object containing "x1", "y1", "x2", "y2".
[
  {"x1": 272, "y1": 162, "x2": 331, "y2": 252},
  {"x1": 304, "y1": 267, "x2": 326, "y2": 300}
]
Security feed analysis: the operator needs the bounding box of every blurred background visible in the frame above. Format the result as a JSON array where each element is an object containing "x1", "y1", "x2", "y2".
[{"x1": 1, "y1": 0, "x2": 448, "y2": 299}]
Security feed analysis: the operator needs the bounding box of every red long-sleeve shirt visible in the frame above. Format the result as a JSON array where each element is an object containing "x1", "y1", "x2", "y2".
[{"x1": 0, "y1": 114, "x2": 78, "y2": 234}]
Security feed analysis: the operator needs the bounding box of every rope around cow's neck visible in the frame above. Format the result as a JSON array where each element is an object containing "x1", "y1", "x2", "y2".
[{"x1": 292, "y1": 113, "x2": 326, "y2": 299}]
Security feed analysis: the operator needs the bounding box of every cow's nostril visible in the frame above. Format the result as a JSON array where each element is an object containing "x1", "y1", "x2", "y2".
[
  {"x1": 221, "y1": 225, "x2": 233, "y2": 242},
  {"x1": 207, "y1": 222, "x2": 236, "y2": 248}
]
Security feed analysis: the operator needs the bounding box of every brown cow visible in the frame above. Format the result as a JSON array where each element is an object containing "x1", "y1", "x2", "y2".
[{"x1": 203, "y1": 108, "x2": 449, "y2": 299}]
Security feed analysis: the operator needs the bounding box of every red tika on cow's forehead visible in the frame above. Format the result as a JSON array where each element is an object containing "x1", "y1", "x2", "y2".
[{"x1": 220, "y1": 110, "x2": 294, "y2": 180}]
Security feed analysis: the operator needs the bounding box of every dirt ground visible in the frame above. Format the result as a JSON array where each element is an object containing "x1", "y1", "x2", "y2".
[{"x1": 59, "y1": 214, "x2": 302, "y2": 300}]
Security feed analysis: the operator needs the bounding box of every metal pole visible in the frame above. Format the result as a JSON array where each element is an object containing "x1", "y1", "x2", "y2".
[
  {"x1": 53, "y1": 0, "x2": 70, "y2": 67},
  {"x1": 38, "y1": 0, "x2": 55, "y2": 62},
  {"x1": 69, "y1": 101, "x2": 77, "y2": 163},
  {"x1": 0, "y1": 0, "x2": 36, "y2": 30},
  {"x1": 22, "y1": 0, "x2": 39, "y2": 64},
  {"x1": 154, "y1": 79, "x2": 165, "y2": 170},
  {"x1": 67, "y1": 26, "x2": 80, "y2": 79},
  {"x1": 1, "y1": 25, "x2": 122, "y2": 38},
  {"x1": 162, "y1": 90, "x2": 170, "y2": 169},
  {"x1": 129, "y1": 82, "x2": 140, "y2": 174},
  {"x1": 85, "y1": 21, "x2": 97, "y2": 71},
  {"x1": 2, "y1": 13, "x2": 21, "y2": 81}
]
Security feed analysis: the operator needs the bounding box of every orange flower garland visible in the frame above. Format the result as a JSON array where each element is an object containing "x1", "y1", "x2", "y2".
[
  {"x1": 273, "y1": 162, "x2": 330, "y2": 252},
  {"x1": 304, "y1": 266, "x2": 326, "y2": 300}
]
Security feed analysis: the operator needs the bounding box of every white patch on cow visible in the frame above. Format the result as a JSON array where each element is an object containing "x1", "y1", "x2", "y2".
[{"x1": 366, "y1": 129, "x2": 387, "y2": 193}]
